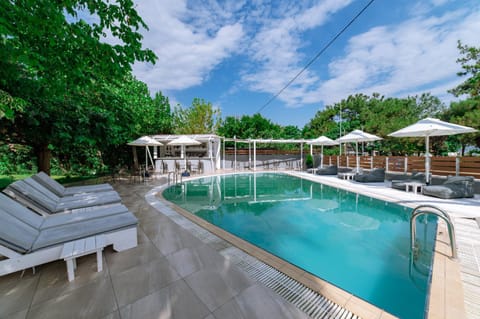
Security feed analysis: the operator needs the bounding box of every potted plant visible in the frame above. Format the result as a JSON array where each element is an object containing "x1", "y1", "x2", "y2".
[{"x1": 305, "y1": 154, "x2": 314, "y2": 169}]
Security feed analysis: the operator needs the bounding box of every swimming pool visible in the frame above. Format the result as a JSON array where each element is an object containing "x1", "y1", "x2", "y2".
[{"x1": 163, "y1": 173, "x2": 437, "y2": 319}]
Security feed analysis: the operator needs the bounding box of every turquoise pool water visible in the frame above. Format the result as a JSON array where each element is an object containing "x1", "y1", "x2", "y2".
[{"x1": 163, "y1": 173, "x2": 436, "y2": 319}]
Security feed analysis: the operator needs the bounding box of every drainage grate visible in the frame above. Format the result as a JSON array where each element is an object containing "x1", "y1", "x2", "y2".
[{"x1": 233, "y1": 256, "x2": 360, "y2": 319}]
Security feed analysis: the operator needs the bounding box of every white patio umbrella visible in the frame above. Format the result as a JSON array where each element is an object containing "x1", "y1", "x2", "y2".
[
  {"x1": 307, "y1": 136, "x2": 338, "y2": 168},
  {"x1": 336, "y1": 130, "x2": 382, "y2": 172},
  {"x1": 388, "y1": 117, "x2": 477, "y2": 183},
  {"x1": 127, "y1": 136, "x2": 163, "y2": 172},
  {"x1": 168, "y1": 136, "x2": 201, "y2": 172}
]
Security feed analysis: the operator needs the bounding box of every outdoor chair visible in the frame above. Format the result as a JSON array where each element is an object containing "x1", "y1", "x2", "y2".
[
  {"x1": 391, "y1": 172, "x2": 426, "y2": 191},
  {"x1": 423, "y1": 176, "x2": 475, "y2": 199},
  {"x1": 189, "y1": 160, "x2": 199, "y2": 175},
  {"x1": 354, "y1": 168, "x2": 385, "y2": 183},
  {"x1": 3, "y1": 178, "x2": 122, "y2": 216},
  {"x1": 32, "y1": 171, "x2": 113, "y2": 197},
  {"x1": 0, "y1": 193, "x2": 138, "y2": 279},
  {"x1": 315, "y1": 165, "x2": 338, "y2": 175}
]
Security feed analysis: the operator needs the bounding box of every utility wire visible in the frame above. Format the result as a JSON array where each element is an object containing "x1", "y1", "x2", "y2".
[{"x1": 256, "y1": 0, "x2": 376, "y2": 114}]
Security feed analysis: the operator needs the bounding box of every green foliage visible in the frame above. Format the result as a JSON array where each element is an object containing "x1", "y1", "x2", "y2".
[
  {"x1": 174, "y1": 98, "x2": 221, "y2": 134},
  {"x1": 303, "y1": 92, "x2": 446, "y2": 156},
  {"x1": 449, "y1": 41, "x2": 480, "y2": 98},
  {"x1": 441, "y1": 98, "x2": 480, "y2": 154},
  {"x1": 0, "y1": 0, "x2": 157, "y2": 173},
  {"x1": 0, "y1": 144, "x2": 36, "y2": 175},
  {"x1": 305, "y1": 154, "x2": 314, "y2": 168}
]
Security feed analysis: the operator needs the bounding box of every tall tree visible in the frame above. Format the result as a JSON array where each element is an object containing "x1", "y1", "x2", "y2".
[
  {"x1": 448, "y1": 41, "x2": 480, "y2": 98},
  {"x1": 174, "y1": 98, "x2": 221, "y2": 134},
  {"x1": 0, "y1": 0, "x2": 156, "y2": 174},
  {"x1": 443, "y1": 41, "x2": 480, "y2": 154}
]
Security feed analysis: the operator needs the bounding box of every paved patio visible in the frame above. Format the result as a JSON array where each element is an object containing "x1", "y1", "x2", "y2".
[
  {"x1": 1, "y1": 172, "x2": 479, "y2": 319},
  {"x1": 0, "y1": 179, "x2": 310, "y2": 319}
]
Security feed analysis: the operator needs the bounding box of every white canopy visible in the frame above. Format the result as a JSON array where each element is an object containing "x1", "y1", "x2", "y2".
[
  {"x1": 388, "y1": 118, "x2": 477, "y2": 183},
  {"x1": 336, "y1": 130, "x2": 383, "y2": 143},
  {"x1": 307, "y1": 136, "x2": 338, "y2": 145},
  {"x1": 307, "y1": 136, "x2": 338, "y2": 168},
  {"x1": 336, "y1": 130, "x2": 382, "y2": 172},
  {"x1": 168, "y1": 136, "x2": 201, "y2": 170},
  {"x1": 127, "y1": 136, "x2": 163, "y2": 172},
  {"x1": 388, "y1": 117, "x2": 476, "y2": 138},
  {"x1": 167, "y1": 135, "x2": 202, "y2": 146},
  {"x1": 127, "y1": 136, "x2": 163, "y2": 146}
]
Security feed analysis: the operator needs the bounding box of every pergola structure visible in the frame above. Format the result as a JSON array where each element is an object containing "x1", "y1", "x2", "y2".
[{"x1": 222, "y1": 137, "x2": 309, "y2": 171}]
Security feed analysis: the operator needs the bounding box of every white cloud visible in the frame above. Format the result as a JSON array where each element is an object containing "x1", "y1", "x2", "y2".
[
  {"x1": 313, "y1": 9, "x2": 480, "y2": 105},
  {"x1": 132, "y1": 0, "x2": 244, "y2": 92},
  {"x1": 240, "y1": 0, "x2": 353, "y2": 106}
]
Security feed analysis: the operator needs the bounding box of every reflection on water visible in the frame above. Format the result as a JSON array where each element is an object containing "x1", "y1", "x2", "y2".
[{"x1": 163, "y1": 173, "x2": 436, "y2": 319}]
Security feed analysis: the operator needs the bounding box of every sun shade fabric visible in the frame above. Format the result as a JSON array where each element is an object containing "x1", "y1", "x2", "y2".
[
  {"x1": 307, "y1": 136, "x2": 338, "y2": 145},
  {"x1": 127, "y1": 136, "x2": 163, "y2": 146},
  {"x1": 388, "y1": 117, "x2": 477, "y2": 137},
  {"x1": 336, "y1": 130, "x2": 382, "y2": 143},
  {"x1": 167, "y1": 136, "x2": 201, "y2": 145}
]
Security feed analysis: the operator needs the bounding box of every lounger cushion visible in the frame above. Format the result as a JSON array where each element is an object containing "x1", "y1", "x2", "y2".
[
  {"x1": 6, "y1": 180, "x2": 59, "y2": 213},
  {"x1": 33, "y1": 212, "x2": 138, "y2": 250},
  {"x1": 0, "y1": 209, "x2": 39, "y2": 253},
  {"x1": 423, "y1": 176, "x2": 475, "y2": 199},
  {"x1": 32, "y1": 171, "x2": 113, "y2": 196},
  {"x1": 315, "y1": 165, "x2": 338, "y2": 175},
  {"x1": 40, "y1": 204, "x2": 129, "y2": 229},
  {"x1": 0, "y1": 193, "x2": 138, "y2": 253},
  {"x1": 354, "y1": 168, "x2": 385, "y2": 183},
  {"x1": 0, "y1": 193, "x2": 44, "y2": 229},
  {"x1": 5, "y1": 179, "x2": 121, "y2": 214}
]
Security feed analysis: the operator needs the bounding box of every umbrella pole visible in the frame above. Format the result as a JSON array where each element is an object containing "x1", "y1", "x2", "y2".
[
  {"x1": 145, "y1": 147, "x2": 148, "y2": 180},
  {"x1": 425, "y1": 136, "x2": 430, "y2": 184},
  {"x1": 356, "y1": 142, "x2": 360, "y2": 173},
  {"x1": 321, "y1": 145, "x2": 324, "y2": 168}
]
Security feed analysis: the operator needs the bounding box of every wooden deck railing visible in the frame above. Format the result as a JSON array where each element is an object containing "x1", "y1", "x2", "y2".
[{"x1": 323, "y1": 155, "x2": 480, "y2": 179}]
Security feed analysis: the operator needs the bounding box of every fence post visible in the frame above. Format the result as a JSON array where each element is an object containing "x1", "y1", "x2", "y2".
[
  {"x1": 385, "y1": 157, "x2": 389, "y2": 172},
  {"x1": 346, "y1": 156, "x2": 349, "y2": 168},
  {"x1": 456, "y1": 156, "x2": 460, "y2": 176},
  {"x1": 404, "y1": 156, "x2": 408, "y2": 173},
  {"x1": 370, "y1": 156, "x2": 373, "y2": 169}
]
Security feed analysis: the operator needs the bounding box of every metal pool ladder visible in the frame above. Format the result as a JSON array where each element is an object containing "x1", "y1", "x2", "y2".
[{"x1": 410, "y1": 205, "x2": 457, "y2": 259}]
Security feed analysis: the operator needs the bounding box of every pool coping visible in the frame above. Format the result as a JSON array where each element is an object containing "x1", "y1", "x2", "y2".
[{"x1": 149, "y1": 171, "x2": 468, "y2": 319}]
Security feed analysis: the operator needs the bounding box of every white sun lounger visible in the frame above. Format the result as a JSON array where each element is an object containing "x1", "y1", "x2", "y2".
[
  {"x1": 32, "y1": 171, "x2": 113, "y2": 196},
  {"x1": 0, "y1": 193, "x2": 138, "y2": 278},
  {"x1": 3, "y1": 178, "x2": 122, "y2": 215}
]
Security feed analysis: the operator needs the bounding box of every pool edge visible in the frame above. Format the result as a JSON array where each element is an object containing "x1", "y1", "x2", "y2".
[{"x1": 153, "y1": 171, "x2": 466, "y2": 319}]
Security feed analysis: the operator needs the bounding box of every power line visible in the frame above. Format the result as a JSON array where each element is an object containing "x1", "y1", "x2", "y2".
[{"x1": 256, "y1": 0, "x2": 376, "y2": 114}]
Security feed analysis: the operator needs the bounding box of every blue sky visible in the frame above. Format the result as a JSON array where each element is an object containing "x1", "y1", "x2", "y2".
[{"x1": 132, "y1": 0, "x2": 480, "y2": 128}]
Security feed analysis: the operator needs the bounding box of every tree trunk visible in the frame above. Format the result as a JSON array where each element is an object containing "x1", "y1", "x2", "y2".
[
  {"x1": 36, "y1": 145, "x2": 52, "y2": 175},
  {"x1": 132, "y1": 146, "x2": 139, "y2": 171}
]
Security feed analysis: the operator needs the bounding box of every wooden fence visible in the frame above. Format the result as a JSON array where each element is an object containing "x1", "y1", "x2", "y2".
[{"x1": 323, "y1": 155, "x2": 480, "y2": 179}]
